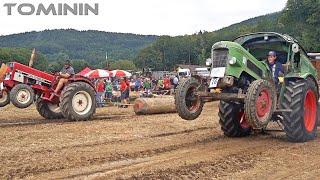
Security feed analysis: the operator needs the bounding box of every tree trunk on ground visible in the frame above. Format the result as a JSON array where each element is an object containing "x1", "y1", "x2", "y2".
[{"x1": 134, "y1": 96, "x2": 176, "y2": 115}]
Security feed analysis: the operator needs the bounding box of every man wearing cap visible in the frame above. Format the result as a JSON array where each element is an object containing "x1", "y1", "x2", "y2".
[
  {"x1": 53, "y1": 60, "x2": 75, "y2": 94},
  {"x1": 267, "y1": 51, "x2": 283, "y2": 87}
]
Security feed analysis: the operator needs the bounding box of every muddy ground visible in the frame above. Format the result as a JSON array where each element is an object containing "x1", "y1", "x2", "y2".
[{"x1": 0, "y1": 102, "x2": 320, "y2": 179}]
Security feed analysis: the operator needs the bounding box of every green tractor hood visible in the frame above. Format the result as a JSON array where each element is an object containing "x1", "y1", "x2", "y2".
[{"x1": 211, "y1": 41, "x2": 270, "y2": 80}]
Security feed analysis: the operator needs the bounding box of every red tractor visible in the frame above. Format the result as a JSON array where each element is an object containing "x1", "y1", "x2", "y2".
[{"x1": 0, "y1": 62, "x2": 96, "y2": 121}]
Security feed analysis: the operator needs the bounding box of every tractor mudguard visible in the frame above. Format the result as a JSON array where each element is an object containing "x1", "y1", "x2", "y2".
[
  {"x1": 279, "y1": 74, "x2": 319, "y2": 106},
  {"x1": 68, "y1": 75, "x2": 96, "y2": 92}
]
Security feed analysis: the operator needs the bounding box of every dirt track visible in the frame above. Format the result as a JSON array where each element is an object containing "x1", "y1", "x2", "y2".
[{"x1": 1, "y1": 102, "x2": 320, "y2": 179}]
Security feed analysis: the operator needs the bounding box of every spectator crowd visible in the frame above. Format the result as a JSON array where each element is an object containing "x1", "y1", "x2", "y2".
[{"x1": 94, "y1": 75, "x2": 180, "y2": 108}]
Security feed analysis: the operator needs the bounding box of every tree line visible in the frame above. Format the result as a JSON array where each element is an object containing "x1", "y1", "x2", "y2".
[
  {"x1": 0, "y1": 0, "x2": 319, "y2": 72},
  {"x1": 134, "y1": 0, "x2": 320, "y2": 71}
]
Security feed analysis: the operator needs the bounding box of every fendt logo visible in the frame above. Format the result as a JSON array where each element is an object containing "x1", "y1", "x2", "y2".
[{"x1": 1, "y1": 3, "x2": 99, "y2": 16}]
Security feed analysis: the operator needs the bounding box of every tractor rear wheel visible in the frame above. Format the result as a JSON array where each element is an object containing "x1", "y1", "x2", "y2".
[
  {"x1": 175, "y1": 78, "x2": 204, "y2": 120},
  {"x1": 281, "y1": 79, "x2": 318, "y2": 142},
  {"x1": 60, "y1": 82, "x2": 96, "y2": 121},
  {"x1": 10, "y1": 84, "x2": 35, "y2": 108},
  {"x1": 219, "y1": 101, "x2": 251, "y2": 137},
  {"x1": 36, "y1": 99, "x2": 64, "y2": 119},
  {"x1": 244, "y1": 79, "x2": 276, "y2": 129},
  {"x1": 0, "y1": 90, "x2": 10, "y2": 107}
]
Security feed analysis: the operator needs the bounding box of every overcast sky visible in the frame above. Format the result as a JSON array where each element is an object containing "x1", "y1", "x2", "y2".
[{"x1": 0, "y1": 0, "x2": 287, "y2": 36}]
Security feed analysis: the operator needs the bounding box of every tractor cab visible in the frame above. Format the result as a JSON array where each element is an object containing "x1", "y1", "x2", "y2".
[
  {"x1": 233, "y1": 32, "x2": 316, "y2": 79},
  {"x1": 234, "y1": 33, "x2": 291, "y2": 64}
]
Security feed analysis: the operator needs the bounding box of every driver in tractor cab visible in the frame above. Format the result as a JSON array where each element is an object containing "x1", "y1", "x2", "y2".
[
  {"x1": 53, "y1": 60, "x2": 75, "y2": 95},
  {"x1": 266, "y1": 51, "x2": 283, "y2": 89}
]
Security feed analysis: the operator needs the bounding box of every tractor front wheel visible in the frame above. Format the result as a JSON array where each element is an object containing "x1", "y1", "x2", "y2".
[
  {"x1": 60, "y1": 82, "x2": 96, "y2": 121},
  {"x1": 0, "y1": 90, "x2": 10, "y2": 107},
  {"x1": 244, "y1": 79, "x2": 276, "y2": 129},
  {"x1": 36, "y1": 99, "x2": 64, "y2": 120},
  {"x1": 175, "y1": 78, "x2": 204, "y2": 120},
  {"x1": 10, "y1": 84, "x2": 35, "y2": 108},
  {"x1": 281, "y1": 79, "x2": 318, "y2": 142},
  {"x1": 219, "y1": 101, "x2": 251, "y2": 137}
]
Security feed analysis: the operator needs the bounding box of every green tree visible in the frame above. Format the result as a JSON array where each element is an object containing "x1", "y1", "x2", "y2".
[
  {"x1": 109, "y1": 60, "x2": 136, "y2": 70},
  {"x1": 0, "y1": 48, "x2": 49, "y2": 71},
  {"x1": 280, "y1": 0, "x2": 320, "y2": 50},
  {"x1": 71, "y1": 59, "x2": 90, "y2": 73}
]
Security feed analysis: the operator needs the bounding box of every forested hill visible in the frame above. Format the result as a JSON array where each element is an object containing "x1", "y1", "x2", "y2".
[
  {"x1": 0, "y1": 29, "x2": 157, "y2": 64},
  {"x1": 135, "y1": 0, "x2": 320, "y2": 71},
  {"x1": 134, "y1": 12, "x2": 283, "y2": 71},
  {"x1": 1, "y1": 0, "x2": 318, "y2": 72}
]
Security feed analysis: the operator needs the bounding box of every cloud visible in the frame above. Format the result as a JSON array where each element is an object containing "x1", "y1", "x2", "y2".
[{"x1": 0, "y1": 0, "x2": 287, "y2": 36}]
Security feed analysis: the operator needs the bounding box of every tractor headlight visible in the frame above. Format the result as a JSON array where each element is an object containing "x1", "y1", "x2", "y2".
[
  {"x1": 206, "y1": 58, "x2": 213, "y2": 66},
  {"x1": 229, "y1": 57, "x2": 237, "y2": 65}
]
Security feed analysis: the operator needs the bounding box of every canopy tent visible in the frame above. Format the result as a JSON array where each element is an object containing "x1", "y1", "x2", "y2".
[
  {"x1": 78, "y1": 67, "x2": 91, "y2": 76},
  {"x1": 111, "y1": 70, "x2": 132, "y2": 77},
  {"x1": 84, "y1": 69, "x2": 112, "y2": 79}
]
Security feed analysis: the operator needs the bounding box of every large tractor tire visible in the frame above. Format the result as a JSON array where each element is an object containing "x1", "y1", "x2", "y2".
[
  {"x1": 36, "y1": 99, "x2": 64, "y2": 120},
  {"x1": 219, "y1": 101, "x2": 251, "y2": 137},
  {"x1": 60, "y1": 82, "x2": 96, "y2": 121},
  {"x1": 244, "y1": 79, "x2": 276, "y2": 129},
  {"x1": 175, "y1": 78, "x2": 204, "y2": 120},
  {"x1": 281, "y1": 79, "x2": 318, "y2": 142},
  {"x1": 0, "y1": 90, "x2": 10, "y2": 107},
  {"x1": 10, "y1": 84, "x2": 35, "y2": 108}
]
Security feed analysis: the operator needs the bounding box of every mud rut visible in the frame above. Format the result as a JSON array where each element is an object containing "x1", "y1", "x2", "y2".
[{"x1": 0, "y1": 103, "x2": 320, "y2": 179}]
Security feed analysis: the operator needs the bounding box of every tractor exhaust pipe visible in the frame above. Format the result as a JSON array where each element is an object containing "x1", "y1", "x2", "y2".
[{"x1": 29, "y1": 48, "x2": 36, "y2": 67}]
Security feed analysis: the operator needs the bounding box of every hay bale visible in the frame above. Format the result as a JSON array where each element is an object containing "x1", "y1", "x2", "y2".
[{"x1": 134, "y1": 96, "x2": 176, "y2": 115}]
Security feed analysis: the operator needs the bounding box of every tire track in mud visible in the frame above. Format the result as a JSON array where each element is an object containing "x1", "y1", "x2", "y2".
[
  {"x1": 119, "y1": 140, "x2": 294, "y2": 180},
  {"x1": 130, "y1": 153, "x2": 259, "y2": 180},
  {"x1": 0, "y1": 114, "x2": 135, "y2": 128},
  {"x1": 32, "y1": 135, "x2": 239, "y2": 179},
  {"x1": 38, "y1": 135, "x2": 293, "y2": 179},
  {"x1": 30, "y1": 126, "x2": 215, "y2": 153},
  {"x1": 4, "y1": 127, "x2": 220, "y2": 179}
]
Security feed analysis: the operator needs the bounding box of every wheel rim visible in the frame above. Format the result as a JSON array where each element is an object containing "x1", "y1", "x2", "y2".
[
  {"x1": 255, "y1": 88, "x2": 272, "y2": 120},
  {"x1": 72, "y1": 91, "x2": 92, "y2": 115},
  {"x1": 16, "y1": 89, "x2": 31, "y2": 105},
  {"x1": 304, "y1": 90, "x2": 317, "y2": 133},
  {"x1": 185, "y1": 86, "x2": 200, "y2": 112},
  {"x1": 47, "y1": 103, "x2": 61, "y2": 113},
  {"x1": 238, "y1": 111, "x2": 250, "y2": 129},
  {"x1": 0, "y1": 91, "x2": 8, "y2": 103}
]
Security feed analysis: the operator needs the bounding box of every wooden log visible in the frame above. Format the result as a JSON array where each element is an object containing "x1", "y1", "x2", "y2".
[{"x1": 133, "y1": 96, "x2": 176, "y2": 115}]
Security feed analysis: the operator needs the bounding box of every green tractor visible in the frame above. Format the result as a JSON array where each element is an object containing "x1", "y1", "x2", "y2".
[{"x1": 175, "y1": 32, "x2": 319, "y2": 142}]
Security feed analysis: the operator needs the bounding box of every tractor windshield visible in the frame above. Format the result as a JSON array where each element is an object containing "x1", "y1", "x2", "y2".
[{"x1": 235, "y1": 34, "x2": 290, "y2": 64}]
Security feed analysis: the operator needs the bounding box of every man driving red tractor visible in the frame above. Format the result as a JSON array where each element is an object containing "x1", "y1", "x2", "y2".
[{"x1": 53, "y1": 60, "x2": 75, "y2": 95}]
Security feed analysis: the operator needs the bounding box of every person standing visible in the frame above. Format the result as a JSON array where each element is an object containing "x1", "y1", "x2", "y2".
[
  {"x1": 143, "y1": 78, "x2": 151, "y2": 91},
  {"x1": 105, "y1": 80, "x2": 113, "y2": 101},
  {"x1": 95, "y1": 79, "x2": 105, "y2": 108},
  {"x1": 143, "y1": 78, "x2": 152, "y2": 96},
  {"x1": 158, "y1": 78, "x2": 164, "y2": 92},
  {"x1": 163, "y1": 76, "x2": 171, "y2": 90},
  {"x1": 173, "y1": 76, "x2": 179, "y2": 89},
  {"x1": 134, "y1": 78, "x2": 142, "y2": 92},
  {"x1": 120, "y1": 78, "x2": 129, "y2": 108},
  {"x1": 124, "y1": 77, "x2": 130, "y2": 104}
]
